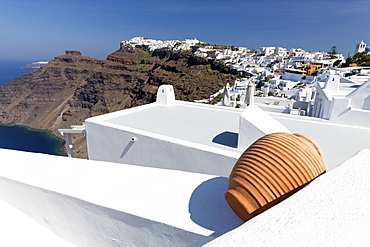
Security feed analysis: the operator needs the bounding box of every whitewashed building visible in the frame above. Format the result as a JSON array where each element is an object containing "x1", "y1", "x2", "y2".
[
  {"x1": 85, "y1": 85, "x2": 289, "y2": 177},
  {"x1": 0, "y1": 85, "x2": 370, "y2": 247},
  {"x1": 355, "y1": 40, "x2": 367, "y2": 54},
  {"x1": 311, "y1": 70, "x2": 370, "y2": 128}
]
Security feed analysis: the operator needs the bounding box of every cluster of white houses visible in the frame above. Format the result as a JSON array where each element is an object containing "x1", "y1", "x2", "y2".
[
  {"x1": 220, "y1": 66, "x2": 370, "y2": 128},
  {"x1": 120, "y1": 37, "x2": 203, "y2": 51},
  {"x1": 122, "y1": 38, "x2": 370, "y2": 125},
  {"x1": 120, "y1": 37, "x2": 346, "y2": 71},
  {"x1": 217, "y1": 41, "x2": 370, "y2": 130}
]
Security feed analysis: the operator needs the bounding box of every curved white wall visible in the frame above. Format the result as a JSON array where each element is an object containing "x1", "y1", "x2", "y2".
[{"x1": 0, "y1": 149, "x2": 243, "y2": 247}]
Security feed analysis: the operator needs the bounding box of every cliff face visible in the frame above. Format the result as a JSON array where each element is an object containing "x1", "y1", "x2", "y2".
[{"x1": 0, "y1": 47, "x2": 237, "y2": 158}]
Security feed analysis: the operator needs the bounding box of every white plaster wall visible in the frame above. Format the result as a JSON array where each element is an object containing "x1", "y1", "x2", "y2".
[
  {"x1": 328, "y1": 97, "x2": 350, "y2": 120},
  {"x1": 347, "y1": 79, "x2": 370, "y2": 110},
  {"x1": 0, "y1": 149, "x2": 244, "y2": 247},
  {"x1": 312, "y1": 84, "x2": 332, "y2": 119},
  {"x1": 312, "y1": 77, "x2": 370, "y2": 126},
  {"x1": 324, "y1": 80, "x2": 370, "y2": 128},
  {"x1": 0, "y1": 196, "x2": 77, "y2": 247},
  {"x1": 85, "y1": 121, "x2": 240, "y2": 177},
  {"x1": 323, "y1": 74, "x2": 340, "y2": 93},
  {"x1": 237, "y1": 104, "x2": 290, "y2": 150},
  {"x1": 329, "y1": 107, "x2": 370, "y2": 128},
  {"x1": 0, "y1": 177, "x2": 211, "y2": 247}
]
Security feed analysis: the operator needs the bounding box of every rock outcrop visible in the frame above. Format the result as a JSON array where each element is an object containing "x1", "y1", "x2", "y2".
[{"x1": 0, "y1": 47, "x2": 237, "y2": 158}]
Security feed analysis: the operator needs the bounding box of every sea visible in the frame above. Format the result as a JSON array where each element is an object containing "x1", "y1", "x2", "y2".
[
  {"x1": 0, "y1": 60, "x2": 36, "y2": 86},
  {"x1": 0, "y1": 60, "x2": 65, "y2": 156}
]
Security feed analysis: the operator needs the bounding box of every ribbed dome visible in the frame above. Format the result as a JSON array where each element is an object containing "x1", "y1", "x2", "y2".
[{"x1": 225, "y1": 132, "x2": 326, "y2": 221}]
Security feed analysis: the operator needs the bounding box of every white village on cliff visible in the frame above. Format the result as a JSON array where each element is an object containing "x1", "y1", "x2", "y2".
[{"x1": 1, "y1": 38, "x2": 370, "y2": 246}]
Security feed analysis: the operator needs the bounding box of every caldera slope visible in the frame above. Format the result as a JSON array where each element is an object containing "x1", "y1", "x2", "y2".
[{"x1": 0, "y1": 47, "x2": 237, "y2": 158}]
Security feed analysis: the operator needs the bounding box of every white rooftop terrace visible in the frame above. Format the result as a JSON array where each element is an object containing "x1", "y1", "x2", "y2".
[
  {"x1": 3, "y1": 85, "x2": 370, "y2": 246},
  {"x1": 0, "y1": 149, "x2": 243, "y2": 247},
  {"x1": 317, "y1": 77, "x2": 359, "y2": 97},
  {"x1": 85, "y1": 85, "x2": 370, "y2": 173},
  {"x1": 85, "y1": 102, "x2": 243, "y2": 177},
  {"x1": 1, "y1": 145, "x2": 370, "y2": 246},
  {"x1": 84, "y1": 85, "x2": 290, "y2": 177},
  {"x1": 106, "y1": 102, "x2": 241, "y2": 152}
]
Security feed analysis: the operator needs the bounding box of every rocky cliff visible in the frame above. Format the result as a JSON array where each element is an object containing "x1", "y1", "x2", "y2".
[{"x1": 0, "y1": 47, "x2": 237, "y2": 158}]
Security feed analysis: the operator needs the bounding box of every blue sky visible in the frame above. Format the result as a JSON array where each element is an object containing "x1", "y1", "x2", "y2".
[{"x1": 1, "y1": 0, "x2": 369, "y2": 61}]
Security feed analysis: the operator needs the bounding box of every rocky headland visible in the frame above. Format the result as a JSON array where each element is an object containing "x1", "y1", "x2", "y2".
[{"x1": 0, "y1": 46, "x2": 237, "y2": 158}]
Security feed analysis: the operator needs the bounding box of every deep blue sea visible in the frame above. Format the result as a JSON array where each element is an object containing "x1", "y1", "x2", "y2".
[
  {"x1": 0, "y1": 60, "x2": 36, "y2": 86},
  {"x1": 0, "y1": 61, "x2": 65, "y2": 156},
  {"x1": 0, "y1": 124, "x2": 65, "y2": 155}
]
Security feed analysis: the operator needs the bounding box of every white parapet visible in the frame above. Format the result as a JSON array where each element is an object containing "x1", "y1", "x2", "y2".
[
  {"x1": 0, "y1": 194, "x2": 77, "y2": 247},
  {"x1": 238, "y1": 104, "x2": 291, "y2": 150},
  {"x1": 85, "y1": 101, "x2": 243, "y2": 177},
  {"x1": 0, "y1": 149, "x2": 243, "y2": 247},
  {"x1": 156, "y1": 85, "x2": 176, "y2": 105}
]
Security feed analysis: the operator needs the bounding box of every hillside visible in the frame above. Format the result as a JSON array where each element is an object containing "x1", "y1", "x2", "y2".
[{"x1": 0, "y1": 47, "x2": 237, "y2": 158}]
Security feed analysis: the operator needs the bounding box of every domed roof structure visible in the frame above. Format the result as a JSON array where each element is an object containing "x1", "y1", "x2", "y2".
[
  {"x1": 225, "y1": 132, "x2": 326, "y2": 221},
  {"x1": 365, "y1": 46, "x2": 370, "y2": 52}
]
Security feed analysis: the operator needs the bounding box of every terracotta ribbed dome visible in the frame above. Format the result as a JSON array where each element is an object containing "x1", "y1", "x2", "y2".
[{"x1": 225, "y1": 132, "x2": 326, "y2": 221}]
